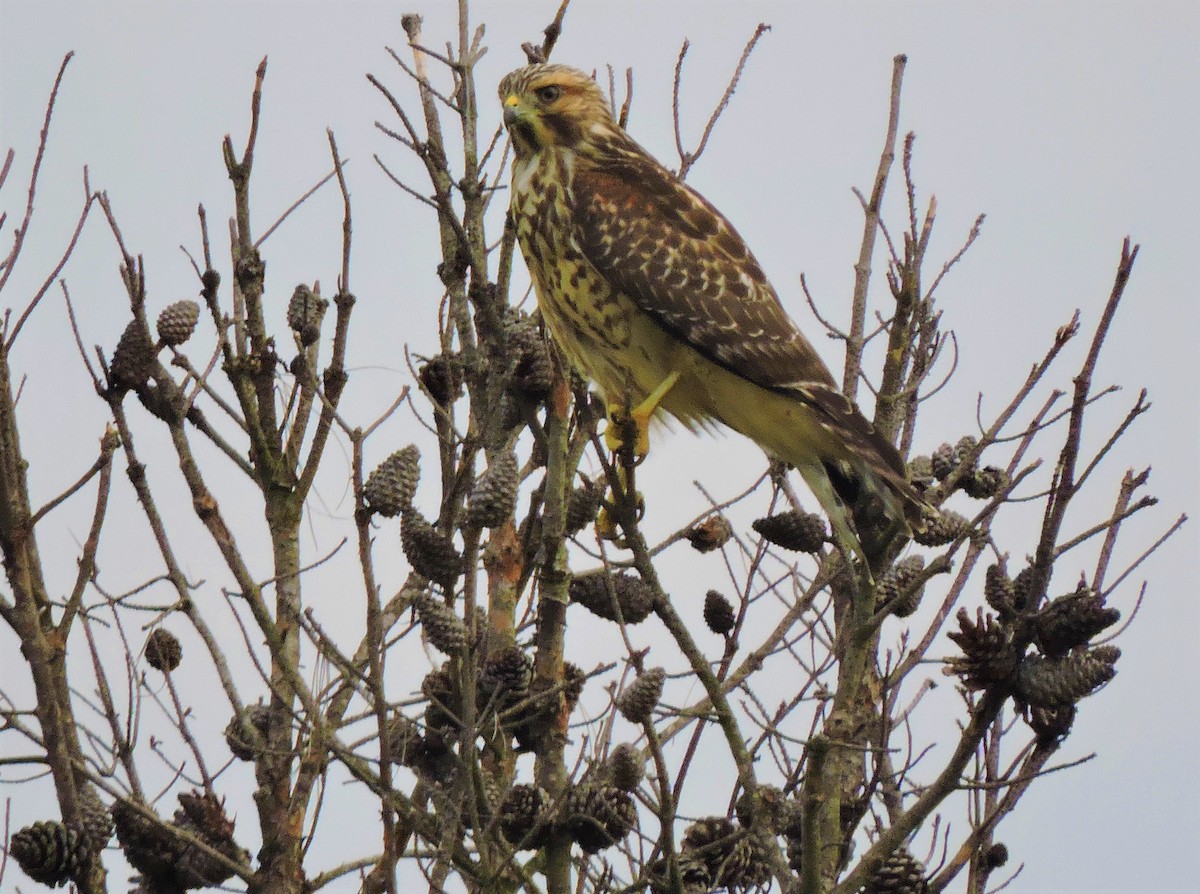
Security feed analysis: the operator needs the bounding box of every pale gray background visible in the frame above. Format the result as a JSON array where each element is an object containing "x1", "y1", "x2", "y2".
[{"x1": 1, "y1": 2, "x2": 1197, "y2": 893}]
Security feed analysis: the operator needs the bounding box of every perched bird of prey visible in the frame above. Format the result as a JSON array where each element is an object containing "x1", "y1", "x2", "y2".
[{"x1": 499, "y1": 63, "x2": 925, "y2": 570}]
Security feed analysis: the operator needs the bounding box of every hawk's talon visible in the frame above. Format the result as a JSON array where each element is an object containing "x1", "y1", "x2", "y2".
[
  {"x1": 595, "y1": 474, "x2": 644, "y2": 546},
  {"x1": 596, "y1": 505, "x2": 622, "y2": 543}
]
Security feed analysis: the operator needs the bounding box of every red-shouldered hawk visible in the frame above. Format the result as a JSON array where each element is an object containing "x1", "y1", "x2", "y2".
[{"x1": 500, "y1": 63, "x2": 924, "y2": 570}]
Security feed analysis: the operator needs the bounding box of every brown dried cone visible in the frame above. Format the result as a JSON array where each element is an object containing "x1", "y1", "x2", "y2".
[
  {"x1": 286, "y1": 283, "x2": 327, "y2": 346},
  {"x1": 983, "y1": 842, "x2": 1009, "y2": 870},
  {"x1": 864, "y1": 847, "x2": 930, "y2": 894},
  {"x1": 422, "y1": 664, "x2": 461, "y2": 734},
  {"x1": 155, "y1": 299, "x2": 201, "y2": 347},
  {"x1": 984, "y1": 563, "x2": 1017, "y2": 619},
  {"x1": 480, "y1": 645, "x2": 534, "y2": 702},
  {"x1": 110, "y1": 318, "x2": 156, "y2": 391},
  {"x1": 1015, "y1": 646, "x2": 1119, "y2": 708},
  {"x1": 703, "y1": 589, "x2": 736, "y2": 635},
  {"x1": 1011, "y1": 564, "x2": 1042, "y2": 612},
  {"x1": 648, "y1": 853, "x2": 713, "y2": 894},
  {"x1": 77, "y1": 784, "x2": 114, "y2": 853},
  {"x1": 685, "y1": 514, "x2": 733, "y2": 553},
  {"x1": 569, "y1": 570, "x2": 656, "y2": 624},
  {"x1": 512, "y1": 661, "x2": 587, "y2": 753},
  {"x1": 385, "y1": 713, "x2": 423, "y2": 766},
  {"x1": 419, "y1": 353, "x2": 464, "y2": 407},
  {"x1": 480, "y1": 646, "x2": 533, "y2": 730},
  {"x1": 467, "y1": 772, "x2": 504, "y2": 831},
  {"x1": 564, "y1": 478, "x2": 604, "y2": 535},
  {"x1": 10, "y1": 821, "x2": 91, "y2": 887},
  {"x1": 507, "y1": 312, "x2": 554, "y2": 400},
  {"x1": 1027, "y1": 703, "x2": 1077, "y2": 745},
  {"x1": 906, "y1": 454, "x2": 936, "y2": 490},
  {"x1": 112, "y1": 799, "x2": 176, "y2": 886},
  {"x1": 465, "y1": 451, "x2": 519, "y2": 528},
  {"x1": 172, "y1": 790, "x2": 251, "y2": 888},
  {"x1": 603, "y1": 743, "x2": 645, "y2": 793},
  {"x1": 734, "y1": 784, "x2": 788, "y2": 833},
  {"x1": 781, "y1": 801, "x2": 805, "y2": 873},
  {"x1": 876, "y1": 555, "x2": 927, "y2": 618},
  {"x1": 752, "y1": 510, "x2": 827, "y2": 553},
  {"x1": 930, "y1": 442, "x2": 956, "y2": 480},
  {"x1": 617, "y1": 666, "x2": 666, "y2": 723},
  {"x1": 913, "y1": 509, "x2": 968, "y2": 547},
  {"x1": 363, "y1": 445, "x2": 420, "y2": 517},
  {"x1": 410, "y1": 728, "x2": 459, "y2": 782},
  {"x1": 498, "y1": 783, "x2": 552, "y2": 850},
  {"x1": 1034, "y1": 584, "x2": 1120, "y2": 657},
  {"x1": 144, "y1": 628, "x2": 182, "y2": 672},
  {"x1": 962, "y1": 465, "x2": 1009, "y2": 499},
  {"x1": 561, "y1": 783, "x2": 637, "y2": 853},
  {"x1": 415, "y1": 593, "x2": 468, "y2": 655},
  {"x1": 946, "y1": 608, "x2": 1020, "y2": 691},
  {"x1": 224, "y1": 701, "x2": 270, "y2": 762},
  {"x1": 401, "y1": 510, "x2": 463, "y2": 586},
  {"x1": 681, "y1": 816, "x2": 770, "y2": 891},
  {"x1": 953, "y1": 435, "x2": 979, "y2": 470}
]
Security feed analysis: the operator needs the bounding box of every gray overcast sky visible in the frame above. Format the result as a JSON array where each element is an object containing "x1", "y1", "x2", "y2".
[{"x1": 1, "y1": 2, "x2": 1197, "y2": 893}]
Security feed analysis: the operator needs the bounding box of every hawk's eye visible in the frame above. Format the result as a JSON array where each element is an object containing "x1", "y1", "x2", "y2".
[{"x1": 534, "y1": 84, "x2": 562, "y2": 103}]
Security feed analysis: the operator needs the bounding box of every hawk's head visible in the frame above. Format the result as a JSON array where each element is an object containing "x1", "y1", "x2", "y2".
[{"x1": 499, "y1": 64, "x2": 616, "y2": 159}]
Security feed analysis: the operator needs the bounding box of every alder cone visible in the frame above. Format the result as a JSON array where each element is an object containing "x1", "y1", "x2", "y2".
[
  {"x1": 946, "y1": 608, "x2": 1018, "y2": 691},
  {"x1": 401, "y1": 510, "x2": 463, "y2": 586},
  {"x1": 145, "y1": 628, "x2": 182, "y2": 672},
  {"x1": 569, "y1": 570, "x2": 656, "y2": 624},
  {"x1": 876, "y1": 555, "x2": 926, "y2": 617},
  {"x1": 752, "y1": 510, "x2": 827, "y2": 553},
  {"x1": 561, "y1": 783, "x2": 637, "y2": 853},
  {"x1": 363, "y1": 445, "x2": 420, "y2": 517},
  {"x1": 686, "y1": 514, "x2": 733, "y2": 552},
  {"x1": 11, "y1": 821, "x2": 91, "y2": 887},
  {"x1": 564, "y1": 479, "x2": 604, "y2": 535},
  {"x1": 77, "y1": 784, "x2": 114, "y2": 853},
  {"x1": 604, "y1": 743, "x2": 645, "y2": 793},
  {"x1": 415, "y1": 593, "x2": 468, "y2": 655},
  {"x1": 913, "y1": 509, "x2": 968, "y2": 546},
  {"x1": 419, "y1": 353, "x2": 464, "y2": 407},
  {"x1": 507, "y1": 312, "x2": 555, "y2": 399},
  {"x1": 864, "y1": 848, "x2": 930, "y2": 894},
  {"x1": 703, "y1": 589, "x2": 736, "y2": 634},
  {"x1": 1015, "y1": 647, "x2": 1119, "y2": 708},
  {"x1": 617, "y1": 667, "x2": 665, "y2": 723},
  {"x1": 1034, "y1": 585, "x2": 1120, "y2": 657},
  {"x1": 286, "y1": 284, "x2": 328, "y2": 345},
  {"x1": 156, "y1": 299, "x2": 201, "y2": 346},
  {"x1": 465, "y1": 450, "x2": 519, "y2": 528},
  {"x1": 224, "y1": 702, "x2": 270, "y2": 762},
  {"x1": 498, "y1": 784, "x2": 551, "y2": 850},
  {"x1": 110, "y1": 318, "x2": 155, "y2": 390}
]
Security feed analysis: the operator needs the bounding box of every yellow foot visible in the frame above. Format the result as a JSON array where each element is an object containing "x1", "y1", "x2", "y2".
[
  {"x1": 596, "y1": 491, "x2": 645, "y2": 545},
  {"x1": 596, "y1": 505, "x2": 621, "y2": 542},
  {"x1": 604, "y1": 371, "x2": 681, "y2": 458}
]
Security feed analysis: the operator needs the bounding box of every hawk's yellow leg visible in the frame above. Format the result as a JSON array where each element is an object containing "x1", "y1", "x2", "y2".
[
  {"x1": 604, "y1": 371, "x2": 682, "y2": 458},
  {"x1": 597, "y1": 372, "x2": 680, "y2": 543}
]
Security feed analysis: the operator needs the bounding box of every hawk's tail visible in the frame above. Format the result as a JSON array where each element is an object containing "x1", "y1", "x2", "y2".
[
  {"x1": 822, "y1": 457, "x2": 923, "y2": 572},
  {"x1": 796, "y1": 451, "x2": 927, "y2": 576}
]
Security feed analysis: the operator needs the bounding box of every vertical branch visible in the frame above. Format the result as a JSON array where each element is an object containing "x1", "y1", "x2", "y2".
[
  {"x1": 843, "y1": 54, "x2": 906, "y2": 401},
  {"x1": 533, "y1": 373, "x2": 573, "y2": 894}
]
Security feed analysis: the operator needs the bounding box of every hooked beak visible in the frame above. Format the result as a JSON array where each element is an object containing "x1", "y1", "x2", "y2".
[{"x1": 502, "y1": 94, "x2": 522, "y2": 127}]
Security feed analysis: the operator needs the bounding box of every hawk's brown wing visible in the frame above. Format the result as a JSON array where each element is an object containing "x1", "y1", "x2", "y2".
[
  {"x1": 572, "y1": 155, "x2": 838, "y2": 392},
  {"x1": 572, "y1": 152, "x2": 909, "y2": 482}
]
